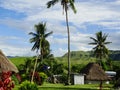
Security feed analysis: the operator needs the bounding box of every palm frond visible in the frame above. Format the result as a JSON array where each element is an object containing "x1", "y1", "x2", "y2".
[
  {"x1": 29, "y1": 32, "x2": 38, "y2": 37},
  {"x1": 104, "y1": 42, "x2": 111, "y2": 44},
  {"x1": 90, "y1": 37, "x2": 98, "y2": 42},
  {"x1": 69, "y1": 0, "x2": 77, "y2": 13},
  {"x1": 102, "y1": 33, "x2": 108, "y2": 42},
  {"x1": 47, "y1": 0, "x2": 59, "y2": 8},
  {"x1": 29, "y1": 37, "x2": 38, "y2": 43},
  {"x1": 89, "y1": 42, "x2": 97, "y2": 45},
  {"x1": 31, "y1": 42, "x2": 39, "y2": 52},
  {"x1": 44, "y1": 31, "x2": 53, "y2": 38}
]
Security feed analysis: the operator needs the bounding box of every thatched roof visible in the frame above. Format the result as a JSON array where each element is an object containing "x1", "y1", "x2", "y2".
[
  {"x1": 80, "y1": 63, "x2": 110, "y2": 81},
  {"x1": 0, "y1": 50, "x2": 18, "y2": 73}
]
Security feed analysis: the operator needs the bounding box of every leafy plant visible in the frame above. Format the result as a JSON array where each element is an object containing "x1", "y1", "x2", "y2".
[
  {"x1": 19, "y1": 80, "x2": 38, "y2": 90},
  {"x1": 11, "y1": 74, "x2": 19, "y2": 85},
  {"x1": 39, "y1": 72, "x2": 48, "y2": 85}
]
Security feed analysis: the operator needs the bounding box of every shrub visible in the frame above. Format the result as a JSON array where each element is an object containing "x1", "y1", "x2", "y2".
[
  {"x1": 0, "y1": 71, "x2": 15, "y2": 90},
  {"x1": 19, "y1": 80, "x2": 38, "y2": 90},
  {"x1": 61, "y1": 73, "x2": 67, "y2": 84},
  {"x1": 11, "y1": 74, "x2": 19, "y2": 85},
  {"x1": 39, "y1": 72, "x2": 48, "y2": 85}
]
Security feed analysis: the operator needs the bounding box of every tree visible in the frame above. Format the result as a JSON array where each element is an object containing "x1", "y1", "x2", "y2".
[
  {"x1": 46, "y1": 0, "x2": 76, "y2": 85},
  {"x1": 89, "y1": 31, "x2": 111, "y2": 66},
  {"x1": 29, "y1": 22, "x2": 53, "y2": 82},
  {"x1": 89, "y1": 31, "x2": 111, "y2": 90}
]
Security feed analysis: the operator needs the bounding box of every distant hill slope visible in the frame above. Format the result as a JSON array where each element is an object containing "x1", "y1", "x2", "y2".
[
  {"x1": 109, "y1": 50, "x2": 120, "y2": 60},
  {"x1": 62, "y1": 50, "x2": 120, "y2": 61}
]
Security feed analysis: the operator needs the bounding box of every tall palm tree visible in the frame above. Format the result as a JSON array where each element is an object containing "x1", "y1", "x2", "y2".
[
  {"x1": 47, "y1": 0, "x2": 76, "y2": 84},
  {"x1": 89, "y1": 31, "x2": 111, "y2": 65},
  {"x1": 29, "y1": 22, "x2": 53, "y2": 82}
]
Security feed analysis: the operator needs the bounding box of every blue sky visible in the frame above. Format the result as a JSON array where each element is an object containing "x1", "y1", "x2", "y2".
[{"x1": 0, "y1": 0, "x2": 120, "y2": 56}]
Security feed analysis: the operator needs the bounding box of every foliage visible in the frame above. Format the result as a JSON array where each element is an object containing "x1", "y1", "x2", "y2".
[
  {"x1": 89, "y1": 31, "x2": 111, "y2": 65},
  {"x1": 60, "y1": 73, "x2": 68, "y2": 84},
  {"x1": 17, "y1": 58, "x2": 34, "y2": 82},
  {"x1": 9, "y1": 50, "x2": 120, "y2": 83},
  {"x1": 0, "y1": 71, "x2": 14, "y2": 90},
  {"x1": 29, "y1": 22, "x2": 53, "y2": 57},
  {"x1": 29, "y1": 22, "x2": 53, "y2": 82},
  {"x1": 18, "y1": 58, "x2": 34, "y2": 74},
  {"x1": 39, "y1": 72, "x2": 48, "y2": 84},
  {"x1": 109, "y1": 50, "x2": 120, "y2": 61},
  {"x1": 101, "y1": 61, "x2": 108, "y2": 71},
  {"x1": 112, "y1": 61, "x2": 120, "y2": 79},
  {"x1": 11, "y1": 74, "x2": 19, "y2": 85},
  {"x1": 71, "y1": 64, "x2": 86, "y2": 73},
  {"x1": 114, "y1": 78, "x2": 120, "y2": 88},
  {"x1": 19, "y1": 80, "x2": 38, "y2": 90}
]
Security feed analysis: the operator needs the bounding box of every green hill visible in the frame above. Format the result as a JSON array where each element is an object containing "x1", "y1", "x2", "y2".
[
  {"x1": 62, "y1": 50, "x2": 120, "y2": 61},
  {"x1": 109, "y1": 50, "x2": 120, "y2": 60},
  {"x1": 9, "y1": 50, "x2": 120, "y2": 67}
]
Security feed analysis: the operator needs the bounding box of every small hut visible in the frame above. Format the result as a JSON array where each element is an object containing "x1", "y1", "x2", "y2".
[
  {"x1": 80, "y1": 63, "x2": 110, "y2": 84},
  {"x1": 0, "y1": 50, "x2": 18, "y2": 73},
  {"x1": 0, "y1": 50, "x2": 19, "y2": 90}
]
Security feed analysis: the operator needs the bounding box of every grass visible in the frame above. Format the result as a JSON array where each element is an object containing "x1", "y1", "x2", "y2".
[
  {"x1": 13, "y1": 83, "x2": 113, "y2": 90},
  {"x1": 9, "y1": 57, "x2": 32, "y2": 66}
]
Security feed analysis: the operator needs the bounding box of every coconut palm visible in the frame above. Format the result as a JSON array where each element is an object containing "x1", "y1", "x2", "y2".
[
  {"x1": 29, "y1": 22, "x2": 53, "y2": 82},
  {"x1": 89, "y1": 31, "x2": 111, "y2": 65},
  {"x1": 46, "y1": 0, "x2": 76, "y2": 84}
]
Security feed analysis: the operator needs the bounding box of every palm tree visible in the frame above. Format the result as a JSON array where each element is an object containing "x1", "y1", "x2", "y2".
[
  {"x1": 46, "y1": 0, "x2": 76, "y2": 84},
  {"x1": 29, "y1": 22, "x2": 53, "y2": 82},
  {"x1": 89, "y1": 31, "x2": 111, "y2": 66},
  {"x1": 89, "y1": 31, "x2": 111, "y2": 90}
]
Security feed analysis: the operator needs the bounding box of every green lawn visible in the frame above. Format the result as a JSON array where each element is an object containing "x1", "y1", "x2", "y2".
[{"x1": 13, "y1": 83, "x2": 113, "y2": 90}]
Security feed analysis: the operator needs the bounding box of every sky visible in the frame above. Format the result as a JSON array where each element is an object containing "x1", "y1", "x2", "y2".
[{"x1": 0, "y1": 0, "x2": 120, "y2": 57}]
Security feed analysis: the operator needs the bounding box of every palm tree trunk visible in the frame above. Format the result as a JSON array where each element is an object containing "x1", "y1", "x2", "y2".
[
  {"x1": 100, "y1": 80, "x2": 103, "y2": 90},
  {"x1": 31, "y1": 52, "x2": 39, "y2": 82},
  {"x1": 65, "y1": 4, "x2": 71, "y2": 85}
]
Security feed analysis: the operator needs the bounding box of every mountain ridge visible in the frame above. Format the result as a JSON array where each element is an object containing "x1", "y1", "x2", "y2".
[{"x1": 62, "y1": 50, "x2": 120, "y2": 61}]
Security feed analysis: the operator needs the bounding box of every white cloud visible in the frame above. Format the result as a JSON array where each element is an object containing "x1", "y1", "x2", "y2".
[
  {"x1": 52, "y1": 48, "x2": 67, "y2": 57},
  {"x1": 0, "y1": 44, "x2": 35, "y2": 56},
  {"x1": 0, "y1": 0, "x2": 120, "y2": 56}
]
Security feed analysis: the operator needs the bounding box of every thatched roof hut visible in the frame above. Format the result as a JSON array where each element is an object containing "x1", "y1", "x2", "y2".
[
  {"x1": 0, "y1": 50, "x2": 18, "y2": 73},
  {"x1": 80, "y1": 63, "x2": 110, "y2": 81}
]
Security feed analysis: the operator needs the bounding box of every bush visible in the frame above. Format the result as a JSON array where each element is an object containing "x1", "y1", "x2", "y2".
[
  {"x1": 11, "y1": 74, "x2": 19, "y2": 85},
  {"x1": 114, "y1": 78, "x2": 120, "y2": 89},
  {"x1": 39, "y1": 72, "x2": 48, "y2": 85},
  {"x1": 61, "y1": 73, "x2": 67, "y2": 84},
  {"x1": 19, "y1": 80, "x2": 38, "y2": 90}
]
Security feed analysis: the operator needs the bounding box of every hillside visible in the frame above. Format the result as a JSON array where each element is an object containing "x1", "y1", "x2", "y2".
[
  {"x1": 9, "y1": 50, "x2": 120, "y2": 67},
  {"x1": 62, "y1": 50, "x2": 120, "y2": 61}
]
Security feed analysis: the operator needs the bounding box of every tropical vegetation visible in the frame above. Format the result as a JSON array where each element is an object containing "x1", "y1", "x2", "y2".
[
  {"x1": 1, "y1": 0, "x2": 120, "y2": 90},
  {"x1": 9, "y1": 50, "x2": 120, "y2": 89},
  {"x1": 47, "y1": 0, "x2": 77, "y2": 84},
  {"x1": 89, "y1": 31, "x2": 111, "y2": 66},
  {"x1": 29, "y1": 22, "x2": 53, "y2": 82}
]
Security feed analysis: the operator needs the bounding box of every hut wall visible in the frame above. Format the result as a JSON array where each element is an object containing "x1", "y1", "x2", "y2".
[
  {"x1": 85, "y1": 80, "x2": 106, "y2": 84},
  {"x1": 71, "y1": 74, "x2": 84, "y2": 85}
]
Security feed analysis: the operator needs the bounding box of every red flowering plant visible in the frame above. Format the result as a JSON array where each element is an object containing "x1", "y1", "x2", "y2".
[
  {"x1": 0, "y1": 71, "x2": 14, "y2": 90},
  {"x1": 30, "y1": 72, "x2": 41, "y2": 85}
]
